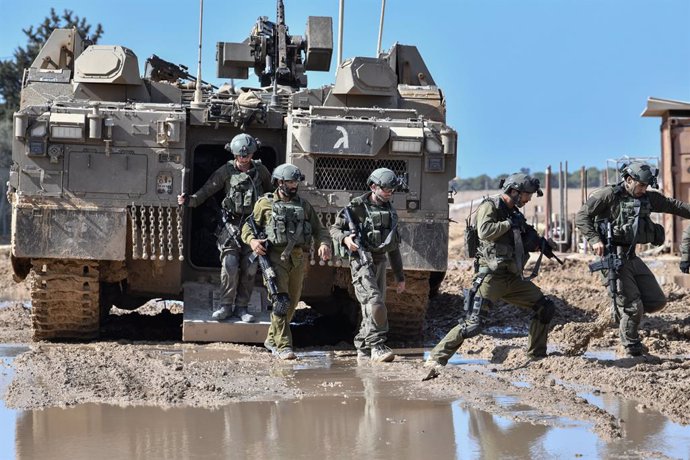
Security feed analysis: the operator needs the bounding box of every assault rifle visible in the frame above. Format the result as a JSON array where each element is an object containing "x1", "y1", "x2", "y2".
[
  {"x1": 588, "y1": 220, "x2": 623, "y2": 322},
  {"x1": 342, "y1": 207, "x2": 373, "y2": 267},
  {"x1": 523, "y1": 225, "x2": 565, "y2": 265},
  {"x1": 219, "y1": 209, "x2": 243, "y2": 248},
  {"x1": 246, "y1": 216, "x2": 289, "y2": 316}
]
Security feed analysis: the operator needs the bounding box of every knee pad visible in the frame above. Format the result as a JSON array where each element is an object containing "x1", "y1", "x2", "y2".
[
  {"x1": 460, "y1": 314, "x2": 484, "y2": 339},
  {"x1": 271, "y1": 293, "x2": 291, "y2": 317},
  {"x1": 532, "y1": 296, "x2": 555, "y2": 324}
]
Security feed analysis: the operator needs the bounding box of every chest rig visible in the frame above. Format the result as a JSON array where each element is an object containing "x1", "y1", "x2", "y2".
[
  {"x1": 221, "y1": 160, "x2": 264, "y2": 216},
  {"x1": 607, "y1": 187, "x2": 664, "y2": 247},
  {"x1": 266, "y1": 194, "x2": 313, "y2": 249},
  {"x1": 478, "y1": 197, "x2": 521, "y2": 272},
  {"x1": 351, "y1": 195, "x2": 398, "y2": 253}
]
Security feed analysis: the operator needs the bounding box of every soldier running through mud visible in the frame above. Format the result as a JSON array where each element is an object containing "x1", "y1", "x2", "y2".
[
  {"x1": 424, "y1": 173, "x2": 558, "y2": 378},
  {"x1": 178, "y1": 133, "x2": 272, "y2": 323},
  {"x1": 575, "y1": 161, "x2": 690, "y2": 357},
  {"x1": 242, "y1": 163, "x2": 332, "y2": 360},
  {"x1": 330, "y1": 168, "x2": 406, "y2": 363}
]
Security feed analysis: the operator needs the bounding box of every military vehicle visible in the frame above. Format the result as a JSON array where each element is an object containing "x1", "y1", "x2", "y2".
[{"x1": 8, "y1": 1, "x2": 456, "y2": 341}]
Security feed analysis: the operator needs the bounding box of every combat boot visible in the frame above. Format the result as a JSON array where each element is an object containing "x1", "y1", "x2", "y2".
[
  {"x1": 211, "y1": 305, "x2": 233, "y2": 321},
  {"x1": 234, "y1": 306, "x2": 255, "y2": 323},
  {"x1": 275, "y1": 347, "x2": 297, "y2": 360},
  {"x1": 371, "y1": 344, "x2": 395, "y2": 363}
]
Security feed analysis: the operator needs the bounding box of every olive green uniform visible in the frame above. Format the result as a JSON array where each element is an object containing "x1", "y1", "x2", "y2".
[
  {"x1": 187, "y1": 160, "x2": 272, "y2": 310},
  {"x1": 241, "y1": 192, "x2": 330, "y2": 351},
  {"x1": 330, "y1": 192, "x2": 405, "y2": 352},
  {"x1": 576, "y1": 185, "x2": 690, "y2": 351},
  {"x1": 429, "y1": 196, "x2": 554, "y2": 365},
  {"x1": 680, "y1": 226, "x2": 690, "y2": 270}
]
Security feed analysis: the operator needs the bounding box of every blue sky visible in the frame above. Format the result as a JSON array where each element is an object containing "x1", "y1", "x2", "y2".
[{"x1": 1, "y1": 0, "x2": 689, "y2": 178}]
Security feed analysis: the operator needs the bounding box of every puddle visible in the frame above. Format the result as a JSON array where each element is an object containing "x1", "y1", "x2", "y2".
[{"x1": 1, "y1": 347, "x2": 690, "y2": 459}]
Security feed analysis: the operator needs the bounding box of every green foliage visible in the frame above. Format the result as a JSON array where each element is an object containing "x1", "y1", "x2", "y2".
[
  {"x1": 450, "y1": 168, "x2": 603, "y2": 192},
  {"x1": 0, "y1": 8, "x2": 103, "y2": 120},
  {"x1": 0, "y1": 118, "x2": 12, "y2": 169}
]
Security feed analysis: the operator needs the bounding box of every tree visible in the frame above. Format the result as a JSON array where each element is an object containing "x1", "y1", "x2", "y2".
[{"x1": 0, "y1": 8, "x2": 103, "y2": 120}]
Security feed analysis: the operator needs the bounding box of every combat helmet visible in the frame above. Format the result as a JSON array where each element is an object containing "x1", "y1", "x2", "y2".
[
  {"x1": 225, "y1": 133, "x2": 258, "y2": 158},
  {"x1": 272, "y1": 164, "x2": 305, "y2": 183},
  {"x1": 367, "y1": 168, "x2": 401, "y2": 189},
  {"x1": 620, "y1": 161, "x2": 659, "y2": 188},
  {"x1": 500, "y1": 173, "x2": 543, "y2": 197}
]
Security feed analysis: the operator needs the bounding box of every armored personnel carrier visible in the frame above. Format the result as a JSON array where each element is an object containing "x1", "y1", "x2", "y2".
[{"x1": 8, "y1": 1, "x2": 456, "y2": 341}]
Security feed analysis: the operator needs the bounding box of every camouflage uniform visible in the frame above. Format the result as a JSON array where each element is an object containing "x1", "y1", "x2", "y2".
[
  {"x1": 429, "y1": 195, "x2": 554, "y2": 365},
  {"x1": 330, "y1": 192, "x2": 405, "y2": 354},
  {"x1": 187, "y1": 160, "x2": 272, "y2": 313},
  {"x1": 576, "y1": 185, "x2": 690, "y2": 352},
  {"x1": 241, "y1": 192, "x2": 330, "y2": 352},
  {"x1": 680, "y1": 226, "x2": 690, "y2": 273}
]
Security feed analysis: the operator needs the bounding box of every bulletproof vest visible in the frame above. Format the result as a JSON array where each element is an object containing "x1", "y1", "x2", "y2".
[
  {"x1": 477, "y1": 196, "x2": 523, "y2": 272},
  {"x1": 266, "y1": 194, "x2": 313, "y2": 247},
  {"x1": 351, "y1": 195, "x2": 399, "y2": 253},
  {"x1": 610, "y1": 191, "x2": 664, "y2": 246},
  {"x1": 221, "y1": 160, "x2": 264, "y2": 216}
]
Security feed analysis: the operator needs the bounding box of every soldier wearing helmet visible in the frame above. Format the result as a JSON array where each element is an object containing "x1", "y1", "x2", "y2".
[
  {"x1": 330, "y1": 168, "x2": 406, "y2": 363},
  {"x1": 576, "y1": 160, "x2": 690, "y2": 356},
  {"x1": 177, "y1": 133, "x2": 272, "y2": 323},
  {"x1": 425, "y1": 172, "x2": 556, "y2": 374},
  {"x1": 241, "y1": 163, "x2": 332, "y2": 360}
]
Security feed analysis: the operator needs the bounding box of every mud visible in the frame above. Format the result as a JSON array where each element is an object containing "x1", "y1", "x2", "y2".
[{"x1": 1, "y1": 238, "x2": 690, "y2": 442}]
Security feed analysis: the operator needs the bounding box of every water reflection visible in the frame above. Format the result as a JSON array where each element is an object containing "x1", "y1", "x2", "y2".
[{"x1": 3, "y1": 352, "x2": 690, "y2": 459}]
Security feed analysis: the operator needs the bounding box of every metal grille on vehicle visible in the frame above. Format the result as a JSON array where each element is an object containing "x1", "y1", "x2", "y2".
[{"x1": 314, "y1": 158, "x2": 407, "y2": 191}]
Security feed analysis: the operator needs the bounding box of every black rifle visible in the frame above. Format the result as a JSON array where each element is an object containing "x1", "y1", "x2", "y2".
[
  {"x1": 217, "y1": 208, "x2": 243, "y2": 249},
  {"x1": 247, "y1": 216, "x2": 279, "y2": 304},
  {"x1": 342, "y1": 207, "x2": 373, "y2": 267},
  {"x1": 145, "y1": 54, "x2": 218, "y2": 89},
  {"x1": 523, "y1": 225, "x2": 565, "y2": 265},
  {"x1": 588, "y1": 220, "x2": 623, "y2": 322}
]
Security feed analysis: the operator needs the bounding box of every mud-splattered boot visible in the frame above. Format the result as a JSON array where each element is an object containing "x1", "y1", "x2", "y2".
[
  {"x1": 211, "y1": 305, "x2": 233, "y2": 321},
  {"x1": 371, "y1": 344, "x2": 395, "y2": 363},
  {"x1": 234, "y1": 306, "x2": 255, "y2": 323}
]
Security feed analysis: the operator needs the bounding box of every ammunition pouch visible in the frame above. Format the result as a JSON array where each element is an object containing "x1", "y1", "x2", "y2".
[{"x1": 464, "y1": 224, "x2": 479, "y2": 258}]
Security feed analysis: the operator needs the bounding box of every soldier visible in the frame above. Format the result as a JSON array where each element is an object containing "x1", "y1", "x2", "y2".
[
  {"x1": 576, "y1": 161, "x2": 690, "y2": 356},
  {"x1": 680, "y1": 225, "x2": 690, "y2": 274},
  {"x1": 178, "y1": 133, "x2": 272, "y2": 322},
  {"x1": 242, "y1": 163, "x2": 332, "y2": 360},
  {"x1": 330, "y1": 168, "x2": 406, "y2": 363},
  {"x1": 425, "y1": 173, "x2": 556, "y2": 372}
]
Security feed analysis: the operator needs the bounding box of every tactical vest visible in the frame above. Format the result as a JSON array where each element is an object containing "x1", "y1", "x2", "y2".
[
  {"x1": 609, "y1": 190, "x2": 664, "y2": 246},
  {"x1": 477, "y1": 196, "x2": 522, "y2": 272},
  {"x1": 266, "y1": 194, "x2": 313, "y2": 247},
  {"x1": 351, "y1": 195, "x2": 399, "y2": 253},
  {"x1": 221, "y1": 160, "x2": 264, "y2": 216}
]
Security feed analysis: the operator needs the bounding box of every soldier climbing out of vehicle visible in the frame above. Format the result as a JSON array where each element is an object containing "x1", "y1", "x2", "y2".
[
  {"x1": 242, "y1": 163, "x2": 332, "y2": 360},
  {"x1": 330, "y1": 168, "x2": 406, "y2": 363},
  {"x1": 575, "y1": 161, "x2": 690, "y2": 357},
  {"x1": 424, "y1": 173, "x2": 558, "y2": 380},
  {"x1": 178, "y1": 133, "x2": 272, "y2": 323}
]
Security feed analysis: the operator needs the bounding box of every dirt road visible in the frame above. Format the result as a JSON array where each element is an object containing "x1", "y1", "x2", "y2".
[{"x1": 1, "y1": 237, "x2": 690, "y2": 440}]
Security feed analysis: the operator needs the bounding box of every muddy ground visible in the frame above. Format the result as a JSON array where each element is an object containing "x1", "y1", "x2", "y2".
[{"x1": 2, "y1": 225, "x2": 690, "y2": 440}]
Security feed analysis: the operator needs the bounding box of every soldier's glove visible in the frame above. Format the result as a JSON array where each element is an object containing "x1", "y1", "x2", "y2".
[
  {"x1": 510, "y1": 213, "x2": 526, "y2": 229},
  {"x1": 680, "y1": 260, "x2": 690, "y2": 274}
]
